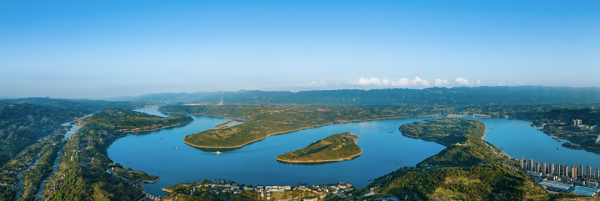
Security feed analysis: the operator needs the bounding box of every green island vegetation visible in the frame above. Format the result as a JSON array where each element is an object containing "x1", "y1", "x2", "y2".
[
  {"x1": 2, "y1": 94, "x2": 600, "y2": 200},
  {"x1": 399, "y1": 118, "x2": 485, "y2": 146},
  {"x1": 161, "y1": 104, "x2": 600, "y2": 149},
  {"x1": 276, "y1": 132, "x2": 361, "y2": 163},
  {"x1": 160, "y1": 105, "x2": 452, "y2": 148},
  {"x1": 369, "y1": 118, "x2": 549, "y2": 200},
  {"x1": 40, "y1": 109, "x2": 191, "y2": 200}
]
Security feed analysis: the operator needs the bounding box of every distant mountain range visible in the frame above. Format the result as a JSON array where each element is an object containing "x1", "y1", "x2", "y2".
[
  {"x1": 0, "y1": 97, "x2": 150, "y2": 111},
  {"x1": 108, "y1": 86, "x2": 600, "y2": 106}
]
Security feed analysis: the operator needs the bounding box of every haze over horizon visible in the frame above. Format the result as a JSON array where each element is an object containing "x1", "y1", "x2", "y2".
[{"x1": 1, "y1": 0, "x2": 599, "y2": 99}]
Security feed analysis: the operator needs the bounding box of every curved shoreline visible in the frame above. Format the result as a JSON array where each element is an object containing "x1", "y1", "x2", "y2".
[
  {"x1": 141, "y1": 177, "x2": 160, "y2": 184},
  {"x1": 181, "y1": 115, "x2": 413, "y2": 149},
  {"x1": 402, "y1": 134, "x2": 450, "y2": 147},
  {"x1": 275, "y1": 149, "x2": 363, "y2": 164},
  {"x1": 401, "y1": 125, "x2": 487, "y2": 147},
  {"x1": 183, "y1": 122, "x2": 336, "y2": 149}
]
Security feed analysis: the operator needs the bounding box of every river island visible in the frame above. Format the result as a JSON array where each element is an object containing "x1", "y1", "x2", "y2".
[
  {"x1": 276, "y1": 132, "x2": 361, "y2": 163},
  {"x1": 159, "y1": 105, "x2": 449, "y2": 148}
]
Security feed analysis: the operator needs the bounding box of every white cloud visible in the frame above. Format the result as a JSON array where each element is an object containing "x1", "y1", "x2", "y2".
[
  {"x1": 455, "y1": 78, "x2": 470, "y2": 85},
  {"x1": 401, "y1": 76, "x2": 430, "y2": 86},
  {"x1": 352, "y1": 77, "x2": 388, "y2": 85},
  {"x1": 434, "y1": 79, "x2": 450, "y2": 86},
  {"x1": 295, "y1": 81, "x2": 328, "y2": 87},
  {"x1": 352, "y1": 77, "x2": 430, "y2": 87},
  {"x1": 476, "y1": 80, "x2": 481, "y2": 85}
]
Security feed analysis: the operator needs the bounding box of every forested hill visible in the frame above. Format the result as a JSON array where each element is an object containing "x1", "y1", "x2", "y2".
[
  {"x1": 44, "y1": 109, "x2": 192, "y2": 200},
  {"x1": 370, "y1": 118, "x2": 548, "y2": 200},
  {"x1": 114, "y1": 86, "x2": 600, "y2": 106},
  {"x1": 1, "y1": 97, "x2": 151, "y2": 112},
  {"x1": 0, "y1": 102, "x2": 86, "y2": 166},
  {"x1": 276, "y1": 132, "x2": 362, "y2": 163}
]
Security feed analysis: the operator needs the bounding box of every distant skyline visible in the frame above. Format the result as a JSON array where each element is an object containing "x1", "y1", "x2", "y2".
[{"x1": 1, "y1": 0, "x2": 599, "y2": 99}]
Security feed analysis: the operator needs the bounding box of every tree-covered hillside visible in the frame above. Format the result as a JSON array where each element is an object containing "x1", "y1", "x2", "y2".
[
  {"x1": 43, "y1": 109, "x2": 191, "y2": 200},
  {"x1": 370, "y1": 119, "x2": 548, "y2": 200},
  {"x1": 2, "y1": 97, "x2": 151, "y2": 112},
  {"x1": 277, "y1": 132, "x2": 361, "y2": 163},
  {"x1": 160, "y1": 105, "x2": 451, "y2": 148},
  {"x1": 0, "y1": 102, "x2": 85, "y2": 166},
  {"x1": 118, "y1": 86, "x2": 600, "y2": 106}
]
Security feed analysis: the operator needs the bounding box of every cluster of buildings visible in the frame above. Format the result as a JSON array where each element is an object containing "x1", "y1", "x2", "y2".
[
  {"x1": 571, "y1": 118, "x2": 600, "y2": 145},
  {"x1": 146, "y1": 179, "x2": 355, "y2": 201},
  {"x1": 521, "y1": 158, "x2": 600, "y2": 181},
  {"x1": 520, "y1": 158, "x2": 600, "y2": 196},
  {"x1": 573, "y1": 119, "x2": 597, "y2": 130}
]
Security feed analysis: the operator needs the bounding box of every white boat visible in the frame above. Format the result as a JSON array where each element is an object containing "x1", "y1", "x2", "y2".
[{"x1": 213, "y1": 151, "x2": 222, "y2": 155}]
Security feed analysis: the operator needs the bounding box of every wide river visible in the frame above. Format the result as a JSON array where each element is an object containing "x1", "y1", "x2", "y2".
[{"x1": 107, "y1": 108, "x2": 600, "y2": 196}]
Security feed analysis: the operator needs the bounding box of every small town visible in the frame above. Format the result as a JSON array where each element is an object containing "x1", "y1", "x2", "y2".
[
  {"x1": 521, "y1": 157, "x2": 600, "y2": 197},
  {"x1": 143, "y1": 179, "x2": 398, "y2": 201}
]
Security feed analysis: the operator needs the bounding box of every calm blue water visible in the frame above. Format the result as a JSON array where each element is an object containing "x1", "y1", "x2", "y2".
[
  {"x1": 475, "y1": 117, "x2": 600, "y2": 170},
  {"x1": 107, "y1": 108, "x2": 600, "y2": 197},
  {"x1": 107, "y1": 108, "x2": 445, "y2": 196}
]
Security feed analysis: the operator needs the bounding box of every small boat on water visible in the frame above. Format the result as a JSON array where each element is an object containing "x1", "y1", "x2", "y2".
[
  {"x1": 557, "y1": 148, "x2": 560, "y2": 150},
  {"x1": 213, "y1": 151, "x2": 222, "y2": 155},
  {"x1": 172, "y1": 147, "x2": 178, "y2": 150},
  {"x1": 159, "y1": 138, "x2": 162, "y2": 140}
]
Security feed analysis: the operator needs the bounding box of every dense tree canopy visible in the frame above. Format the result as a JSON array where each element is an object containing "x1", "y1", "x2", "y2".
[{"x1": 277, "y1": 132, "x2": 361, "y2": 162}]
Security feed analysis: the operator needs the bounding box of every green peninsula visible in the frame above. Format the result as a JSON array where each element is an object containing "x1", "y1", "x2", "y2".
[
  {"x1": 399, "y1": 118, "x2": 486, "y2": 146},
  {"x1": 159, "y1": 105, "x2": 451, "y2": 148},
  {"x1": 276, "y1": 132, "x2": 361, "y2": 163},
  {"x1": 370, "y1": 118, "x2": 548, "y2": 200},
  {"x1": 43, "y1": 109, "x2": 192, "y2": 200}
]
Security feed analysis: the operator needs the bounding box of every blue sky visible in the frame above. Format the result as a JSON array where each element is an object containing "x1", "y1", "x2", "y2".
[{"x1": 1, "y1": 0, "x2": 599, "y2": 99}]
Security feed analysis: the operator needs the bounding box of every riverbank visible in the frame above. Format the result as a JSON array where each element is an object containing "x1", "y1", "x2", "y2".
[
  {"x1": 184, "y1": 122, "x2": 337, "y2": 149},
  {"x1": 182, "y1": 116, "x2": 416, "y2": 149},
  {"x1": 108, "y1": 107, "x2": 449, "y2": 195},
  {"x1": 275, "y1": 133, "x2": 362, "y2": 163},
  {"x1": 401, "y1": 134, "x2": 451, "y2": 147},
  {"x1": 214, "y1": 120, "x2": 239, "y2": 129},
  {"x1": 399, "y1": 118, "x2": 486, "y2": 147},
  {"x1": 276, "y1": 149, "x2": 362, "y2": 163},
  {"x1": 401, "y1": 125, "x2": 487, "y2": 147},
  {"x1": 119, "y1": 122, "x2": 191, "y2": 133}
]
